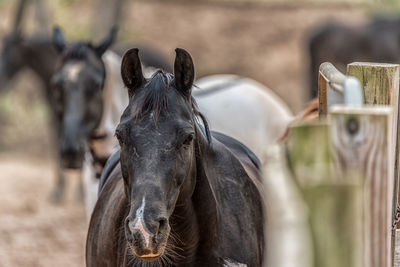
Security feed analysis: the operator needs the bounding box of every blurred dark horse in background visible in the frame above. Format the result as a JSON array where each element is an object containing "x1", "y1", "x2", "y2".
[
  {"x1": 308, "y1": 17, "x2": 400, "y2": 99},
  {"x1": 87, "y1": 48, "x2": 265, "y2": 266},
  {"x1": 0, "y1": 0, "x2": 171, "y2": 203},
  {"x1": 51, "y1": 26, "x2": 120, "y2": 205},
  {"x1": 50, "y1": 27, "x2": 170, "y2": 213}
]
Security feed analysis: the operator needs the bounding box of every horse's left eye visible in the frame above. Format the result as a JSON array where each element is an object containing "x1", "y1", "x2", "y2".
[
  {"x1": 182, "y1": 133, "x2": 194, "y2": 146},
  {"x1": 115, "y1": 130, "x2": 123, "y2": 144}
]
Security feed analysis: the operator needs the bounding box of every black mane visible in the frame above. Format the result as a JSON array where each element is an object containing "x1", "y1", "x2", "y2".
[
  {"x1": 133, "y1": 70, "x2": 172, "y2": 120},
  {"x1": 133, "y1": 70, "x2": 212, "y2": 143}
]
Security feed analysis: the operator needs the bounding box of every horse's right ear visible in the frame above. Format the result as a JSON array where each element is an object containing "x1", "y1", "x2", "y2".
[
  {"x1": 174, "y1": 48, "x2": 194, "y2": 98},
  {"x1": 121, "y1": 48, "x2": 144, "y2": 96},
  {"x1": 52, "y1": 26, "x2": 66, "y2": 53}
]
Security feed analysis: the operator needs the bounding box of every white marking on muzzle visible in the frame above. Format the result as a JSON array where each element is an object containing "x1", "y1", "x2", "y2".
[{"x1": 133, "y1": 197, "x2": 151, "y2": 248}]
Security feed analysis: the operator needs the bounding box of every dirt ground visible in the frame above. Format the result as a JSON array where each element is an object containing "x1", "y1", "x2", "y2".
[
  {"x1": 0, "y1": 1, "x2": 369, "y2": 266},
  {"x1": 0, "y1": 154, "x2": 86, "y2": 267}
]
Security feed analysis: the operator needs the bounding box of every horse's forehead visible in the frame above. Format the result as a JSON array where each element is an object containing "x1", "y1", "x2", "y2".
[
  {"x1": 62, "y1": 61, "x2": 86, "y2": 82},
  {"x1": 121, "y1": 110, "x2": 193, "y2": 137}
]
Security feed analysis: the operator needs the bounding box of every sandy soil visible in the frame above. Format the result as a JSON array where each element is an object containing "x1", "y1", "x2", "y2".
[
  {"x1": 0, "y1": 153, "x2": 86, "y2": 267},
  {"x1": 0, "y1": 1, "x2": 369, "y2": 266}
]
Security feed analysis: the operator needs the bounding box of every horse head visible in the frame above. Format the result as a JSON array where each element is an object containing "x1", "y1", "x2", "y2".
[
  {"x1": 117, "y1": 48, "x2": 199, "y2": 260},
  {"x1": 51, "y1": 26, "x2": 117, "y2": 168}
]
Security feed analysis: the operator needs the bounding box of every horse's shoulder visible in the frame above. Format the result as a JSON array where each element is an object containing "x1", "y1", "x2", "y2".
[
  {"x1": 211, "y1": 131, "x2": 261, "y2": 172},
  {"x1": 209, "y1": 132, "x2": 264, "y2": 198},
  {"x1": 202, "y1": 133, "x2": 264, "y2": 264}
]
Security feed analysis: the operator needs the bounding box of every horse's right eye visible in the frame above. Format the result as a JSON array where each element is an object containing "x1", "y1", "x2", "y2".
[{"x1": 182, "y1": 133, "x2": 194, "y2": 147}]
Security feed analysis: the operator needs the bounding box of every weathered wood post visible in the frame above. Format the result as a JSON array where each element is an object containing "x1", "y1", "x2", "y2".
[
  {"x1": 347, "y1": 63, "x2": 400, "y2": 266},
  {"x1": 330, "y1": 106, "x2": 393, "y2": 267},
  {"x1": 262, "y1": 145, "x2": 313, "y2": 267},
  {"x1": 287, "y1": 120, "x2": 363, "y2": 267}
]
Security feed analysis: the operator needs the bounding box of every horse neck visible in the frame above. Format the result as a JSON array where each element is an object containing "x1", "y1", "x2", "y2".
[
  {"x1": 21, "y1": 38, "x2": 57, "y2": 89},
  {"x1": 189, "y1": 132, "x2": 221, "y2": 262}
]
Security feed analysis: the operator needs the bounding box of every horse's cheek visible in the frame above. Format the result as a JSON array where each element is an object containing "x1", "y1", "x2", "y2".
[{"x1": 120, "y1": 161, "x2": 132, "y2": 196}]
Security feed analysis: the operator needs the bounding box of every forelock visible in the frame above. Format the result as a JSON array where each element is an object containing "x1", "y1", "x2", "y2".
[{"x1": 60, "y1": 42, "x2": 94, "y2": 63}]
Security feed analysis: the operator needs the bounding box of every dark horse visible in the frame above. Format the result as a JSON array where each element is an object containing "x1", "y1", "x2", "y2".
[
  {"x1": 0, "y1": 26, "x2": 172, "y2": 202},
  {"x1": 0, "y1": 0, "x2": 171, "y2": 204},
  {"x1": 50, "y1": 26, "x2": 122, "y2": 203},
  {"x1": 308, "y1": 17, "x2": 400, "y2": 99},
  {"x1": 86, "y1": 48, "x2": 265, "y2": 266}
]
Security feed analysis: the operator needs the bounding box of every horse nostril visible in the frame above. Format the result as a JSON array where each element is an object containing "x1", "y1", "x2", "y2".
[{"x1": 157, "y1": 218, "x2": 167, "y2": 235}]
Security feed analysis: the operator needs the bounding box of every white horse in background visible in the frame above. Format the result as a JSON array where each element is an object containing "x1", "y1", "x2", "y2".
[{"x1": 193, "y1": 74, "x2": 293, "y2": 164}]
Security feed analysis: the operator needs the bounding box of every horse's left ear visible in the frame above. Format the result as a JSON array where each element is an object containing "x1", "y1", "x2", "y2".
[
  {"x1": 95, "y1": 26, "x2": 118, "y2": 56},
  {"x1": 174, "y1": 48, "x2": 194, "y2": 98}
]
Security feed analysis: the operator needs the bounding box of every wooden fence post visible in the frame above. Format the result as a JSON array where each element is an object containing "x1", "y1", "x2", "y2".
[
  {"x1": 262, "y1": 145, "x2": 313, "y2": 267},
  {"x1": 287, "y1": 121, "x2": 363, "y2": 267},
  {"x1": 347, "y1": 63, "x2": 400, "y2": 218},
  {"x1": 347, "y1": 63, "x2": 400, "y2": 267},
  {"x1": 330, "y1": 106, "x2": 393, "y2": 267}
]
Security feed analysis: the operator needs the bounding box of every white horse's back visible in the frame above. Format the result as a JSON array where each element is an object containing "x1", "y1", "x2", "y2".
[{"x1": 193, "y1": 75, "x2": 293, "y2": 163}]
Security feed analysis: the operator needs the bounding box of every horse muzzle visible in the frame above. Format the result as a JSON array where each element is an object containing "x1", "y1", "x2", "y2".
[
  {"x1": 60, "y1": 148, "x2": 84, "y2": 169},
  {"x1": 125, "y1": 216, "x2": 169, "y2": 259}
]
